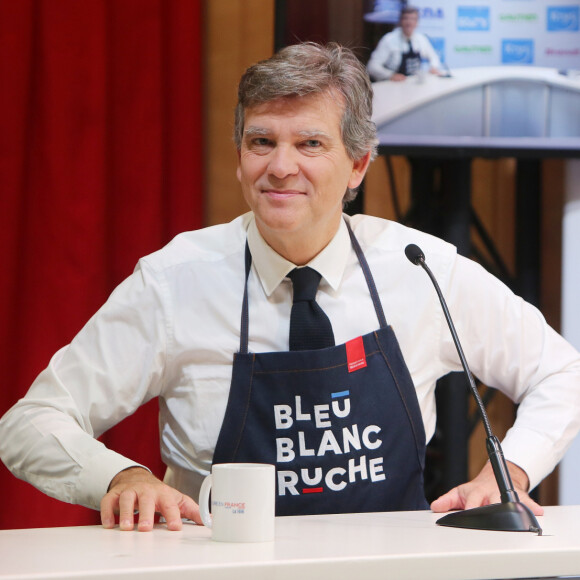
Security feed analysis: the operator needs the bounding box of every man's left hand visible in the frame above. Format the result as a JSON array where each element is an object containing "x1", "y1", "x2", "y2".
[{"x1": 430, "y1": 461, "x2": 544, "y2": 516}]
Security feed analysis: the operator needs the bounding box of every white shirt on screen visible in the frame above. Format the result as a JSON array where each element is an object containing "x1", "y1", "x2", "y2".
[
  {"x1": 367, "y1": 27, "x2": 441, "y2": 80},
  {"x1": 1, "y1": 212, "x2": 579, "y2": 510}
]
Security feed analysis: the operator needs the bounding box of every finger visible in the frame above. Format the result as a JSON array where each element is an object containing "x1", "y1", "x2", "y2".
[
  {"x1": 178, "y1": 496, "x2": 203, "y2": 526},
  {"x1": 118, "y1": 490, "x2": 137, "y2": 531},
  {"x1": 463, "y1": 487, "x2": 491, "y2": 511},
  {"x1": 100, "y1": 493, "x2": 117, "y2": 529},
  {"x1": 519, "y1": 492, "x2": 544, "y2": 516},
  {"x1": 161, "y1": 502, "x2": 182, "y2": 532},
  {"x1": 136, "y1": 492, "x2": 156, "y2": 532},
  {"x1": 430, "y1": 487, "x2": 463, "y2": 513},
  {"x1": 158, "y1": 494, "x2": 202, "y2": 530}
]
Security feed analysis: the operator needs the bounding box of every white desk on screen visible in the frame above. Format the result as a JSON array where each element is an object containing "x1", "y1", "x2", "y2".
[
  {"x1": 373, "y1": 66, "x2": 580, "y2": 147},
  {"x1": 1, "y1": 505, "x2": 580, "y2": 580}
]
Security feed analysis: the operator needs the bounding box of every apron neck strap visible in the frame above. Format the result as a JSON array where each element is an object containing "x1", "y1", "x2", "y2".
[
  {"x1": 345, "y1": 220, "x2": 388, "y2": 329},
  {"x1": 240, "y1": 243, "x2": 252, "y2": 355}
]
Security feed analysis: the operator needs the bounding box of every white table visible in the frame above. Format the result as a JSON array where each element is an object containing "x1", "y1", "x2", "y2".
[{"x1": 2, "y1": 505, "x2": 580, "y2": 580}]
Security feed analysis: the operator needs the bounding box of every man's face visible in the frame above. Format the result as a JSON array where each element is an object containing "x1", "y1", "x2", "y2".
[
  {"x1": 400, "y1": 12, "x2": 419, "y2": 37},
  {"x1": 237, "y1": 92, "x2": 369, "y2": 257}
]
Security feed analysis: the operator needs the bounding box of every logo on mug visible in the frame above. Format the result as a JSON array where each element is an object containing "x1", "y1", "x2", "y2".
[
  {"x1": 547, "y1": 6, "x2": 579, "y2": 31},
  {"x1": 502, "y1": 39, "x2": 534, "y2": 64},
  {"x1": 457, "y1": 6, "x2": 490, "y2": 31}
]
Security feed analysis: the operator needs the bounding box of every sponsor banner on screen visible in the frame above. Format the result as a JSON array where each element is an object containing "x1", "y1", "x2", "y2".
[
  {"x1": 419, "y1": 6, "x2": 445, "y2": 21},
  {"x1": 409, "y1": 0, "x2": 579, "y2": 68},
  {"x1": 428, "y1": 36, "x2": 446, "y2": 63},
  {"x1": 454, "y1": 44, "x2": 493, "y2": 54},
  {"x1": 502, "y1": 39, "x2": 535, "y2": 64},
  {"x1": 498, "y1": 11, "x2": 538, "y2": 24},
  {"x1": 547, "y1": 6, "x2": 579, "y2": 32},
  {"x1": 416, "y1": 5, "x2": 445, "y2": 29},
  {"x1": 457, "y1": 6, "x2": 491, "y2": 31}
]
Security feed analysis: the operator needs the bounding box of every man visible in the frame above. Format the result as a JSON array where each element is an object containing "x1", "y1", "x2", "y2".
[
  {"x1": 1, "y1": 43, "x2": 579, "y2": 532},
  {"x1": 367, "y1": 6, "x2": 441, "y2": 82}
]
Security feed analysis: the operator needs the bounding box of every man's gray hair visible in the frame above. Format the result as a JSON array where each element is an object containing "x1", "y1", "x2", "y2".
[{"x1": 234, "y1": 42, "x2": 378, "y2": 203}]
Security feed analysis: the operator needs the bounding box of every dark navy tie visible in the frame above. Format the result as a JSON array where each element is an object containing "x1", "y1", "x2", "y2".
[{"x1": 288, "y1": 267, "x2": 335, "y2": 351}]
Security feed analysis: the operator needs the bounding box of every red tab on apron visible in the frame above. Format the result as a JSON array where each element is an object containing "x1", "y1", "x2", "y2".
[{"x1": 346, "y1": 336, "x2": 367, "y2": 372}]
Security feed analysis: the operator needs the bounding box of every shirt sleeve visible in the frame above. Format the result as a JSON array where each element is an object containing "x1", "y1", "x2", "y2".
[
  {"x1": 367, "y1": 33, "x2": 398, "y2": 81},
  {"x1": 0, "y1": 260, "x2": 167, "y2": 510},
  {"x1": 440, "y1": 255, "x2": 580, "y2": 490},
  {"x1": 418, "y1": 34, "x2": 441, "y2": 70}
]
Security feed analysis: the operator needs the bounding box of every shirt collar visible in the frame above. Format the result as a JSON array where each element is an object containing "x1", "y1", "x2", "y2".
[{"x1": 247, "y1": 214, "x2": 351, "y2": 297}]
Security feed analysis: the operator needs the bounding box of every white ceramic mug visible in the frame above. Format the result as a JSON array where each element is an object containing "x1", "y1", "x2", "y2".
[{"x1": 199, "y1": 463, "x2": 275, "y2": 542}]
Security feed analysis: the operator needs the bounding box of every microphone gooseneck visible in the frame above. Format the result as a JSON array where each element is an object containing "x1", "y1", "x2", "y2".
[{"x1": 405, "y1": 243, "x2": 542, "y2": 534}]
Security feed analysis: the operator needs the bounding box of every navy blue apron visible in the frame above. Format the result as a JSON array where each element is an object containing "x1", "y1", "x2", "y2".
[
  {"x1": 212, "y1": 222, "x2": 429, "y2": 516},
  {"x1": 397, "y1": 40, "x2": 421, "y2": 76}
]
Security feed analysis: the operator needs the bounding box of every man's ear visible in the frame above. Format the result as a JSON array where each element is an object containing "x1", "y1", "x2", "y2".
[{"x1": 348, "y1": 151, "x2": 373, "y2": 190}]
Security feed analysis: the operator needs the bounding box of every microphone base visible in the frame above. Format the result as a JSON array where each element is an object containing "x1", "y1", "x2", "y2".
[{"x1": 436, "y1": 502, "x2": 542, "y2": 535}]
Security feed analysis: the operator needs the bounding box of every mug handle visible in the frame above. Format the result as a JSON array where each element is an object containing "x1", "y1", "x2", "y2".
[{"x1": 198, "y1": 473, "x2": 213, "y2": 528}]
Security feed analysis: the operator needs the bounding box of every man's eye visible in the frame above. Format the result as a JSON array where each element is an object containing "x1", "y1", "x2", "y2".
[
  {"x1": 305, "y1": 139, "x2": 321, "y2": 148},
  {"x1": 252, "y1": 138, "x2": 271, "y2": 147}
]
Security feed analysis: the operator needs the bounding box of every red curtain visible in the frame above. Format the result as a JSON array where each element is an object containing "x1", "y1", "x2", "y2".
[{"x1": 0, "y1": 0, "x2": 204, "y2": 529}]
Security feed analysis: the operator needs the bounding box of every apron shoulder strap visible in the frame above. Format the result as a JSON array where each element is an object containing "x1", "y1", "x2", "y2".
[
  {"x1": 239, "y1": 242, "x2": 251, "y2": 354},
  {"x1": 345, "y1": 220, "x2": 388, "y2": 329}
]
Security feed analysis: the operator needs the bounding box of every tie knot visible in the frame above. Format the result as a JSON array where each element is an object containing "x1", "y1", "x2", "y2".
[{"x1": 288, "y1": 267, "x2": 322, "y2": 302}]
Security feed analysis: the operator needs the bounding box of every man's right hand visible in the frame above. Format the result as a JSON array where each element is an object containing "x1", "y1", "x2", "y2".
[
  {"x1": 100, "y1": 466, "x2": 202, "y2": 531},
  {"x1": 390, "y1": 73, "x2": 407, "y2": 82}
]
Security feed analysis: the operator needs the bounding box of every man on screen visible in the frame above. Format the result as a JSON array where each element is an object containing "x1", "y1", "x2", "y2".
[
  {"x1": 1, "y1": 42, "x2": 579, "y2": 531},
  {"x1": 367, "y1": 6, "x2": 441, "y2": 81}
]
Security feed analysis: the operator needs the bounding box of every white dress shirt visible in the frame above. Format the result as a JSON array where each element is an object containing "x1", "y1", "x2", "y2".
[
  {"x1": 367, "y1": 28, "x2": 441, "y2": 81},
  {"x1": 1, "y1": 212, "x2": 579, "y2": 510}
]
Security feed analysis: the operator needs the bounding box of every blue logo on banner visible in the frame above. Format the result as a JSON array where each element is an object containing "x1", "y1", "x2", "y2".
[
  {"x1": 502, "y1": 39, "x2": 534, "y2": 64},
  {"x1": 457, "y1": 6, "x2": 490, "y2": 31},
  {"x1": 420, "y1": 7, "x2": 445, "y2": 20},
  {"x1": 547, "y1": 6, "x2": 579, "y2": 31},
  {"x1": 429, "y1": 37, "x2": 446, "y2": 63}
]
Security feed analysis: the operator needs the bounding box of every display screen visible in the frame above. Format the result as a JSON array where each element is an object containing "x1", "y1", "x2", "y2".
[{"x1": 366, "y1": 0, "x2": 579, "y2": 71}]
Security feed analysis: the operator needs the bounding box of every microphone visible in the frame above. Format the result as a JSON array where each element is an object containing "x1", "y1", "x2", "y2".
[{"x1": 405, "y1": 243, "x2": 542, "y2": 534}]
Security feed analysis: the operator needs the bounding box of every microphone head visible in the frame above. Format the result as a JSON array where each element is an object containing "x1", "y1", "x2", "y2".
[{"x1": 405, "y1": 244, "x2": 425, "y2": 265}]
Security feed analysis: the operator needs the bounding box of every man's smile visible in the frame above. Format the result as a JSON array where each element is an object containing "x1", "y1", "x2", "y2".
[{"x1": 261, "y1": 189, "x2": 306, "y2": 199}]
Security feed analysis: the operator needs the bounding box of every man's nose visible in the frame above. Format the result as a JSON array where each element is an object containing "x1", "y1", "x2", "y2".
[{"x1": 267, "y1": 145, "x2": 299, "y2": 179}]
